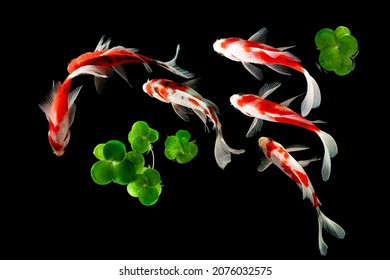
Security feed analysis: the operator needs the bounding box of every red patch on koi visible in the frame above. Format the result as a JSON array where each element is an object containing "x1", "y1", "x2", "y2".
[
  {"x1": 221, "y1": 38, "x2": 240, "y2": 49},
  {"x1": 145, "y1": 83, "x2": 153, "y2": 96},
  {"x1": 312, "y1": 192, "x2": 319, "y2": 208},
  {"x1": 237, "y1": 95, "x2": 258, "y2": 108},
  {"x1": 189, "y1": 97, "x2": 200, "y2": 107}
]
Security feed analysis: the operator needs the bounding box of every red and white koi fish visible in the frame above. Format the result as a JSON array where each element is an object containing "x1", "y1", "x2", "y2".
[
  {"x1": 230, "y1": 82, "x2": 337, "y2": 181},
  {"x1": 39, "y1": 66, "x2": 108, "y2": 156},
  {"x1": 258, "y1": 136, "x2": 345, "y2": 256},
  {"x1": 213, "y1": 27, "x2": 320, "y2": 117},
  {"x1": 142, "y1": 78, "x2": 245, "y2": 169},
  {"x1": 67, "y1": 36, "x2": 195, "y2": 94}
]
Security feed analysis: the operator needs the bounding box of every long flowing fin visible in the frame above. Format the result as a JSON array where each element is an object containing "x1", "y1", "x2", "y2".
[
  {"x1": 67, "y1": 85, "x2": 83, "y2": 128},
  {"x1": 257, "y1": 157, "x2": 272, "y2": 172},
  {"x1": 317, "y1": 130, "x2": 338, "y2": 181},
  {"x1": 280, "y1": 93, "x2": 305, "y2": 107},
  {"x1": 248, "y1": 27, "x2": 268, "y2": 43},
  {"x1": 285, "y1": 144, "x2": 310, "y2": 153},
  {"x1": 192, "y1": 108, "x2": 210, "y2": 133},
  {"x1": 298, "y1": 156, "x2": 321, "y2": 168},
  {"x1": 317, "y1": 209, "x2": 346, "y2": 256},
  {"x1": 113, "y1": 65, "x2": 133, "y2": 87},
  {"x1": 246, "y1": 118, "x2": 263, "y2": 138},
  {"x1": 301, "y1": 69, "x2": 321, "y2": 117},
  {"x1": 155, "y1": 44, "x2": 195, "y2": 79},
  {"x1": 38, "y1": 81, "x2": 61, "y2": 122},
  {"x1": 95, "y1": 35, "x2": 111, "y2": 51},
  {"x1": 277, "y1": 45, "x2": 296, "y2": 51},
  {"x1": 265, "y1": 63, "x2": 292, "y2": 75},
  {"x1": 183, "y1": 77, "x2": 202, "y2": 90},
  {"x1": 214, "y1": 129, "x2": 245, "y2": 169},
  {"x1": 68, "y1": 65, "x2": 110, "y2": 79},
  {"x1": 257, "y1": 82, "x2": 281, "y2": 99},
  {"x1": 172, "y1": 103, "x2": 192, "y2": 121},
  {"x1": 242, "y1": 62, "x2": 264, "y2": 81}
]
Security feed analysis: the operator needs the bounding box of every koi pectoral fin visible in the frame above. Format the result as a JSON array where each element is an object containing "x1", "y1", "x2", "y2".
[
  {"x1": 298, "y1": 156, "x2": 321, "y2": 168},
  {"x1": 242, "y1": 62, "x2": 264, "y2": 81},
  {"x1": 172, "y1": 104, "x2": 193, "y2": 122},
  {"x1": 257, "y1": 157, "x2": 272, "y2": 172},
  {"x1": 246, "y1": 118, "x2": 263, "y2": 138},
  {"x1": 113, "y1": 65, "x2": 133, "y2": 87}
]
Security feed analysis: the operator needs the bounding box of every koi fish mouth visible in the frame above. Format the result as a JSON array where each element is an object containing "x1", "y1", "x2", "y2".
[
  {"x1": 229, "y1": 94, "x2": 240, "y2": 107},
  {"x1": 48, "y1": 131, "x2": 69, "y2": 156},
  {"x1": 212, "y1": 40, "x2": 222, "y2": 53}
]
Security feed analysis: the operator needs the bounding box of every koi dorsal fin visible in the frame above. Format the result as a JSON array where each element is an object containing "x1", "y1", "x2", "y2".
[
  {"x1": 280, "y1": 93, "x2": 304, "y2": 108},
  {"x1": 285, "y1": 144, "x2": 310, "y2": 153},
  {"x1": 67, "y1": 85, "x2": 83, "y2": 127},
  {"x1": 248, "y1": 27, "x2": 268, "y2": 43},
  {"x1": 183, "y1": 77, "x2": 202, "y2": 90},
  {"x1": 298, "y1": 156, "x2": 321, "y2": 168},
  {"x1": 257, "y1": 82, "x2": 281, "y2": 99},
  {"x1": 95, "y1": 35, "x2": 111, "y2": 51}
]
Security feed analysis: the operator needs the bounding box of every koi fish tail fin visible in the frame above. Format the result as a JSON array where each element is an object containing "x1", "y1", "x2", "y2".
[
  {"x1": 301, "y1": 70, "x2": 321, "y2": 117},
  {"x1": 214, "y1": 129, "x2": 245, "y2": 169},
  {"x1": 317, "y1": 130, "x2": 338, "y2": 181},
  {"x1": 317, "y1": 209, "x2": 346, "y2": 256},
  {"x1": 156, "y1": 44, "x2": 196, "y2": 79}
]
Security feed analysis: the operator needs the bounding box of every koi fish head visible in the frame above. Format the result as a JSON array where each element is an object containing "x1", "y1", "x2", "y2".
[
  {"x1": 47, "y1": 121, "x2": 71, "y2": 156},
  {"x1": 213, "y1": 38, "x2": 241, "y2": 61},
  {"x1": 142, "y1": 79, "x2": 170, "y2": 103},
  {"x1": 258, "y1": 136, "x2": 271, "y2": 151},
  {"x1": 212, "y1": 39, "x2": 225, "y2": 55},
  {"x1": 229, "y1": 94, "x2": 242, "y2": 110}
]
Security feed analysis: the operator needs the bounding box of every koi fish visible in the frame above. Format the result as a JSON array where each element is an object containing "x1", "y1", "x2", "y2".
[
  {"x1": 230, "y1": 82, "x2": 337, "y2": 181},
  {"x1": 142, "y1": 78, "x2": 245, "y2": 169},
  {"x1": 39, "y1": 65, "x2": 108, "y2": 156},
  {"x1": 67, "y1": 36, "x2": 195, "y2": 94},
  {"x1": 213, "y1": 27, "x2": 320, "y2": 117},
  {"x1": 258, "y1": 136, "x2": 345, "y2": 256}
]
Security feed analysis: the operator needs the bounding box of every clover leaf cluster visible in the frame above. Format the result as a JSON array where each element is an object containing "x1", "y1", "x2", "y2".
[
  {"x1": 90, "y1": 121, "x2": 198, "y2": 206},
  {"x1": 315, "y1": 26, "x2": 358, "y2": 76},
  {"x1": 164, "y1": 129, "x2": 198, "y2": 164}
]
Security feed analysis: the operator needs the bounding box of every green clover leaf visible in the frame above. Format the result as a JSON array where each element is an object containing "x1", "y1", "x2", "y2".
[
  {"x1": 164, "y1": 129, "x2": 198, "y2": 164},
  {"x1": 128, "y1": 120, "x2": 159, "y2": 154},
  {"x1": 315, "y1": 26, "x2": 358, "y2": 76},
  {"x1": 127, "y1": 168, "x2": 162, "y2": 206}
]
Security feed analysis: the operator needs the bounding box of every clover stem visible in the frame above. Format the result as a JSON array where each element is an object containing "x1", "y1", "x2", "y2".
[{"x1": 149, "y1": 147, "x2": 155, "y2": 169}]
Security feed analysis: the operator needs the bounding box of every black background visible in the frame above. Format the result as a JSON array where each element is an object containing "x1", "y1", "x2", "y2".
[{"x1": 3, "y1": 5, "x2": 382, "y2": 261}]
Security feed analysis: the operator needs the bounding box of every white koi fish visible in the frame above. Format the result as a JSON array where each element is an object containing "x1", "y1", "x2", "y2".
[
  {"x1": 213, "y1": 27, "x2": 321, "y2": 117},
  {"x1": 258, "y1": 136, "x2": 345, "y2": 256},
  {"x1": 230, "y1": 82, "x2": 337, "y2": 181},
  {"x1": 142, "y1": 78, "x2": 245, "y2": 169}
]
